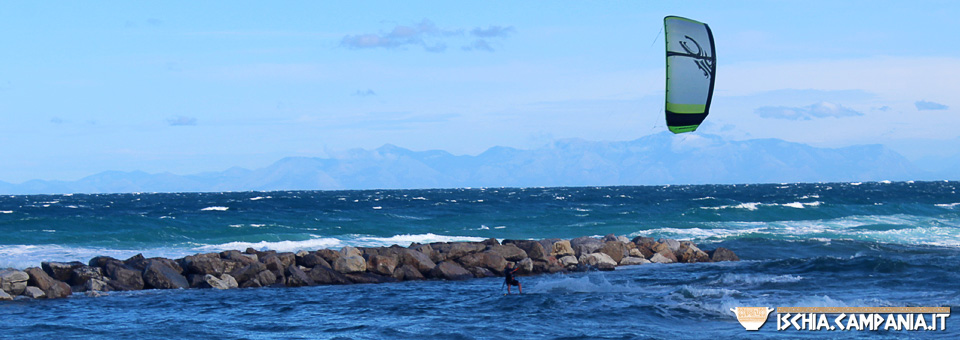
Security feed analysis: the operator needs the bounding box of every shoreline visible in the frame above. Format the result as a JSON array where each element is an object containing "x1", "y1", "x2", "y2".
[{"x1": 0, "y1": 234, "x2": 739, "y2": 300}]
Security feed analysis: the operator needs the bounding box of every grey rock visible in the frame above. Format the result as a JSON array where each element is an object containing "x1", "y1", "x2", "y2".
[
  {"x1": 333, "y1": 255, "x2": 366, "y2": 274},
  {"x1": 41, "y1": 261, "x2": 85, "y2": 282},
  {"x1": 503, "y1": 240, "x2": 547, "y2": 260},
  {"x1": 392, "y1": 264, "x2": 424, "y2": 281},
  {"x1": 570, "y1": 236, "x2": 604, "y2": 257},
  {"x1": 367, "y1": 255, "x2": 398, "y2": 276},
  {"x1": 295, "y1": 252, "x2": 330, "y2": 269},
  {"x1": 0, "y1": 289, "x2": 11, "y2": 301},
  {"x1": 25, "y1": 267, "x2": 72, "y2": 298},
  {"x1": 430, "y1": 261, "x2": 473, "y2": 281},
  {"x1": 558, "y1": 255, "x2": 579, "y2": 267},
  {"x1": 619, "y1": 257, "x2": 650, "y2": 266},
  {"x1": 456, "y1": 251, "x2": 507, "y2": 274},
  {"x1": 344, "y1": 272, "x2": 397, "y2": 284},
  {"x1": 578, "y1": 253, "x2": 617, "y2": 270},
  {"x1": 143, "y1": 260, "x2": 189, "y2": 289},
  {"x1": 709, "y1": 247, "x2": 740, "y2": 262},
  {"x1": 69, "y1": 266, "x2": 104, "y2": 287},
  {"x1": 182, "y1": 255, "x2": 225, "y2": 276},
  {"x1": 284, "y1": 265, "x2": 314, "y2": 287},
  {"x1": 308, "y1": 266, "x2": 352, "y2": 285},
  {"x1": 0, "y1": 268, "x2": 29, "y2": 295},
  {"x1": 598, "y1": 241, "x2": 629, "y2": 264},
  {"x1": 549, "y1": 240, "x2": 575, "y2": 257},
  {"x1": 339, "y1": 246, "x2": 362, "y2": 258},
  {"x1": 23, "y1": 286, "x2": 45, "y2": 299},
  {"x1": 658, "y1": 238, "x2": 681, "y2": 253},
  {"x1": 485, "y1": 244, "x2": 527, "y2": 262},
  {"x1": 650, "y1": 253, "x2": 675, "y2": 264}
]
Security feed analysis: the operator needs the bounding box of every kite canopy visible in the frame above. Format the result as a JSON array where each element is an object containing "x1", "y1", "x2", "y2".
[{"x1": 664, "y1": 16, "x2": 716, "y2": 134}]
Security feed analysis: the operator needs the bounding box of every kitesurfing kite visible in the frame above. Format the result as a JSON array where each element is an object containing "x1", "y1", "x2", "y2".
[{"x1": 663, "y1": 16, "x2": 716, "y2": 134}]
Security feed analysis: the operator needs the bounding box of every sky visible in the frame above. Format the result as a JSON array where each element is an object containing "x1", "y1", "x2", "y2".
[{"x1": 1, "y1": 1, "x2": 958, "y2": 183}]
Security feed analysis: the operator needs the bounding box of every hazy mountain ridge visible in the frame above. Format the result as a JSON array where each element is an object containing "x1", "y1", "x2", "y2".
[{"x1": 1, "y1": 133, "x2": 952, "y2": 194}]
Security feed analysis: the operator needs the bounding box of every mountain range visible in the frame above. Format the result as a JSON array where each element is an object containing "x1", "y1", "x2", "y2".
[{"x1": 0, "y1": 132, "x2": 954, "y2": 194}]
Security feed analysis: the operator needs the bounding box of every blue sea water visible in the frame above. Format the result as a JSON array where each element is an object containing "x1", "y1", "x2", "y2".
[{"x1": 1, "y1": 181, "x2": 958, "y2": 339}]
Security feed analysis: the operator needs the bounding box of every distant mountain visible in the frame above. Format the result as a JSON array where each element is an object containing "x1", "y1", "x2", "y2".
[{"x1": 0, "y1": 133, "x2": 944, "y2": 194}]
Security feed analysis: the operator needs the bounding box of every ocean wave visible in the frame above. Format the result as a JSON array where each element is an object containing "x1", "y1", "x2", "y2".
[
  {"x1": 200, "y1": 206, "x2": 229, "y2": 211},
  {"x1": 700, "y1": 201, "x2": 822, "y2": 211},
  {"x1": 713, "y1": 273, "x2": 803, "y2": 286},
  {"x1": 194, "y1": 237, "x2": 342, "y2": 253},
  {"x1": 354, "y1": 233, "x2": 486, "y2": 247}
]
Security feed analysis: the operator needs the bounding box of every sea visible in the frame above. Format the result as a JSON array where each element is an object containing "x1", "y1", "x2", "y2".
[{"x1": 0, "y1": 181, "x2": 958, "y2": 339}]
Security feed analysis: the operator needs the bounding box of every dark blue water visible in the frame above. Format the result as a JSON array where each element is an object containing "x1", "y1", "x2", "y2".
[{"x1": 1, "y1": 181, "x2": 958, "y2": 338}]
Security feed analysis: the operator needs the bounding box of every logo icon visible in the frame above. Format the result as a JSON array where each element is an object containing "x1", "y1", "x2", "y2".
[{"x1": 731, "y1": 307, "x2": 775, "y2": 331}]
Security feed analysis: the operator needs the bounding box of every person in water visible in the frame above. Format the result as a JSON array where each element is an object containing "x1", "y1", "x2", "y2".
[{"x1": 504, "y1": 263, "x2": 522, "y2": 294}]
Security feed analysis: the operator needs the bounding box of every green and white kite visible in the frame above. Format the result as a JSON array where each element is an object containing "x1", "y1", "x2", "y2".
[{"x1": 664, "y1": 16, "x2": 716, "y2": 133}]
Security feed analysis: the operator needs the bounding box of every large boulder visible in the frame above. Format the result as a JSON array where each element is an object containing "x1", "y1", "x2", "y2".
[
  {"x1": 430, "y1": 261, "x2": 473, "y2": 281},
  {"x1": 0, "y1": 289, "x2": 11, "y2": 301},
  {"x1": 431, "y1": 242, "x2": 485, "y2": 261},
  {"x1": 537, "y1": 238, "x2": 561, "y2": 253},
  {"x1": 104, "y1": 262, "x2": 144, "y2": 290},
  {"x1": 83, "y1": 278, "x2": 110, "y2": 292},
  {"x1": 339, "y1": 246, "x2": 362, "y2": 258},
  {"x1": 558, "y1": 255, "x2": 579, "y2": 268},
  {"x1": 366, "y1": 255, "x2": 398, "y2": 276},
  {"x1": 296, "y1": 252, "x2": 331, "y2": 269},
  {"x1": 254, "y1": 270, "x2": 278, "y2": 287},
  {"x1": 709, "y1": 247, "x2": 740, "y2": 262},
  {"x1": 533, "y1": 256, "x2": 565, "y2": 274},
  {"x1": 25, "y1": 267, "x2": 72, "y2": 298},
  {"x1": 284, "y1": 265, "x2": 315, "y2": 287},
  {"x1": 229, "y1": 262, "x2": 267, "y2": 285},
  {"x1": 395, "y1": 248, "x2": 437, "y2": 275},
  {"x1": 315, "y1": 249, "x2": 342, "y2": 265},
  {"x1": 261, "y1": 255, "x2": 284, "y2": 273},
  {"x1": 204, "y1": 274, "x2": 236, "y2": 290},
  {"x1": 89, "y1": 256, "x2": 122, "y2": 269},
  {"x1": 333, "y1": 256, "x2": 366, "y2": 274},
  {"x1": 550, "y1": 240, "x2": 575, "y2": 257},
  {"x1": 676, "y1": 243, "x2": 711, "y2": 263},
  {"x1": 658, "y1": 238, "x2": 681, "y2": 253},
  {"x1": 220, "y1": 250, "x2": 259, "y2": 266},
  {"x1": 410, "y1": 244, "x2": 441, "y2": 263},
  {"x1": 143, "y1": 260, "x2": 189, "y2": 289},
  {"x1": 503, "y1": 240, "x2": 547, "y2": 260},
  {"x1": 308, "y1": 266, "x2": 352, "y2": 285},
  {"x1": 619, "y1": 257, "x2": 650, "y2": 266},
  {"x1": 392, "y1": 264, "x2": 425, "y2": 281},
  {"x1": 485, "y1": 244, "x2": 527, "y2": 262},
  {"x1": 598, "y1": 241, "x2": 629, "y2": 264},
  {"x1": 0, "y1": 268, "x2": 29, "y2": 295},
  {"x1": 23, "y1": 286, "x2": 45, "y2": 299},
  {"x1": 41, "y1": 261, "x2": 85, "y2": 282},
  {"x1": 456, "y1": 251, "x2": 507, "y2": 274},
  {"x1": 344, "y1": 272, "x2": 397, "y2": 284},
  {"x1": 69, "y1": 266, "x2": 104, "y2": 287},
  {"x1": 517, "y1": 258, "x2": 534, "y2": 274},
  {"x1": 650, "y1": 253, "x2": 675, "y2": 264},
  {"x1": 578, "y1": 253, "x2": 617, "y2": 271},
  {"x1": 570, "y1": 236, "x2": 604, "y2": 257},
  {"x1": 182, "y1": 255, "x2": 225, "y2": 276}
]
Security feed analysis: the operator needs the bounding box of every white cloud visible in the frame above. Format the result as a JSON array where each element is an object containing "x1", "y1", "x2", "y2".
[
  {"x1": 915, "y1": 100, "x2": 948, "y2": 111},
  {"x1": 755, "y1": 102, "x2": 864, "y2": 120}
]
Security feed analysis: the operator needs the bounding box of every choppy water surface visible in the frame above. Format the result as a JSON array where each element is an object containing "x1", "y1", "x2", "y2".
[{"x1": 1, "y1": 181, "x2": 958, "y2": 338}]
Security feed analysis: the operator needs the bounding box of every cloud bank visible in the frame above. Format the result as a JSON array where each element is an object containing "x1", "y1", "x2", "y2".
[
  {"x1": 341, "y1": 20, "x2": 514, "y2": 52},
  {"x1": 755, "y1": 102, "x2": 864, "y2": 120},
  {"x1": 915, "y1": 100, "x2": 949, "y2": 111}
]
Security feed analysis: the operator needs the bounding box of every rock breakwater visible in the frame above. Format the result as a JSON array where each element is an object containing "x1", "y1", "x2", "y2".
[{"x1": 0, "y1": 234, "x2": 738, "y2": 300}]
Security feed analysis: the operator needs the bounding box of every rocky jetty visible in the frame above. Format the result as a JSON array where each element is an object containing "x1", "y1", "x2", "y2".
[{"x1": 0, "y1": 235, "x2": 738, "y2": 300}]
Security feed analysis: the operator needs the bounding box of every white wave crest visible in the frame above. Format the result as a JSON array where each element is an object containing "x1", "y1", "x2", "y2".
[
  {"x1": 715, "y1": 273, "x2": 803, "y2": 286},
  {"x1": 194, "y1": 237, "x2": 342, "y2": 253},
  {"x1": 354, "y1": 233, "x2": 486, "y2": 247},
  {"x1": 200, "y1": 206, "x2": 229, "y2": 211}
]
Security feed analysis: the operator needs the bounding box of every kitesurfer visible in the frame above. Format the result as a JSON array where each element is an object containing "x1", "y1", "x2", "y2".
[{"x1": 504, "y1": 263, "x2": 522, "y2": 294}]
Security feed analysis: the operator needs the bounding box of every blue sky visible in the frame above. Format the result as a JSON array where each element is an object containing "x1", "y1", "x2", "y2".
[{"x1": 1, "y1": 1, "x2": 958, "y2": 182}]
